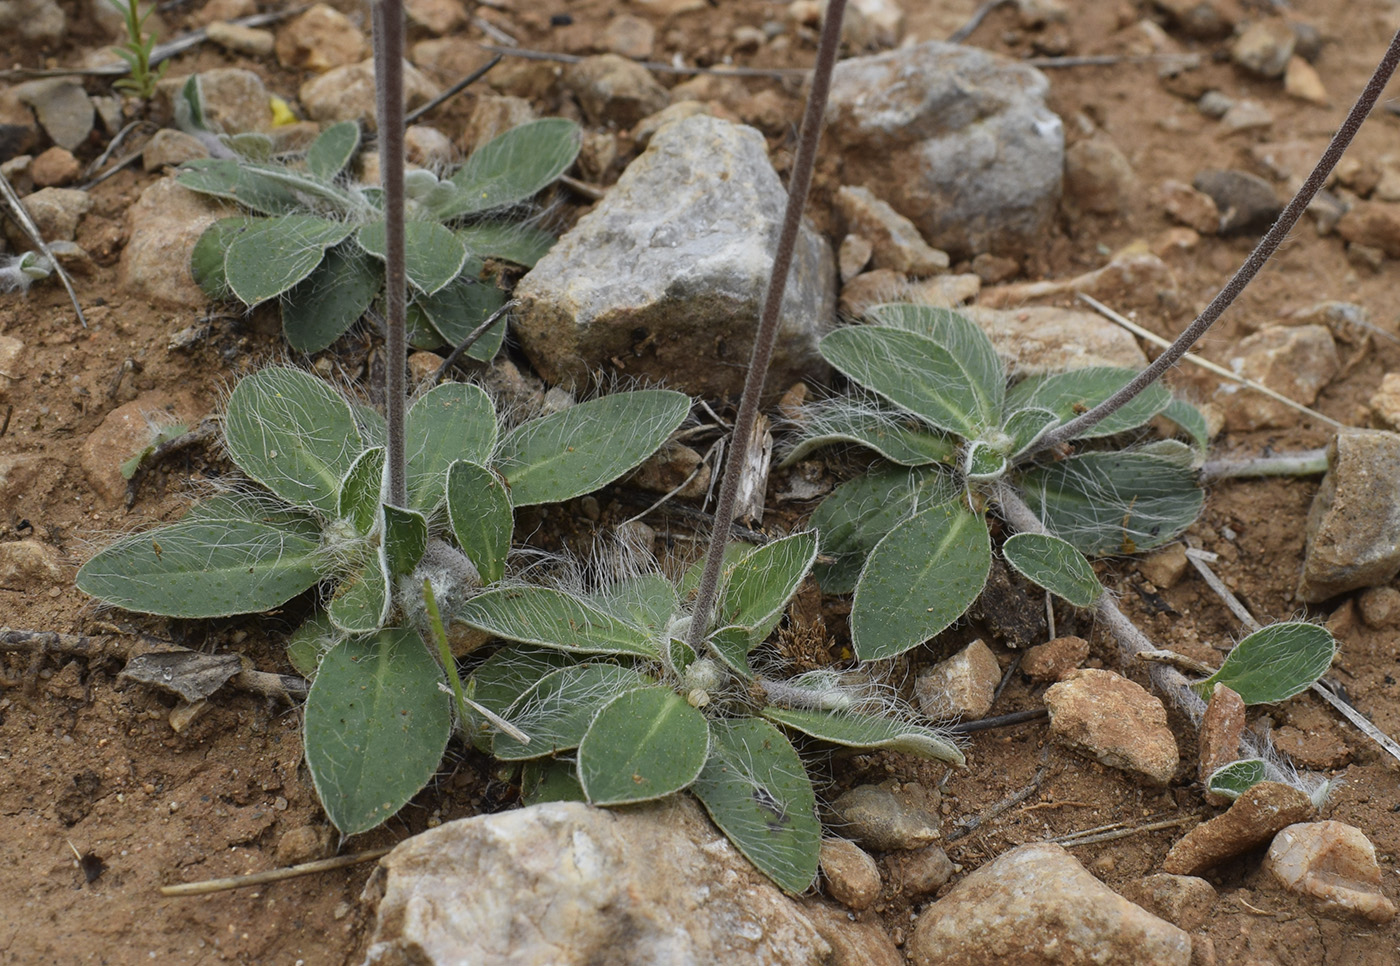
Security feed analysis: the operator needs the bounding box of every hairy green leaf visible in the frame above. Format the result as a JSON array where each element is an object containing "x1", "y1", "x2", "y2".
[
  {"x1": 281, "y1": 245, "x2": 380, "y2": 353},
  {"x1": 190, "y1": 216, "x2": 253, "y2": 299},
  {"x1": 493, "y1": 662, "x2": 653, "y2": 760},
  {"x1": 497, "y1": 390, "x2": 690, "y2": 507},
  {"x1": 304, "y1": 628, "x2": 451, "y2": 835},
  {"x1": 357, "y1": 219, "x2": 468, "y2": 296},
  {"x1": 1205, "y1": 758, "x2": 1270, "y2": 801},
  {"x1": 715, "y1": 532, "x2": 818, "y2": 647},
  {"x1": 851, "y1": 499, "x2": 991, "y2": 661},
  {"x1": 305, "y1": 120, "x2": 360, "y2": 181},
  {"x1": 177, "y1": 158, "x2": 301, "y2": 215},
  {"x1": 692, "y1": 718, "x2": 820, "y2": 894},
  {"x1": 864, "y1": 304, "x2": 1005, "y2": 427},
  {"x1": 338, "y1": 446, "x2": 385, "y2": 535},
  {"x1": 521, "y1": 758, "x2": 586, "y2": 805},
  {"x1": 461, "y1": 587, "x2": 658, "y2": 657},
  {"x1": 592, "y1": 574, "x2": 679, "y2": 639},
  {"x1": 224, "y1": 367, "x2": 362, "y2": 516},
  {"x1": 411, "y1": 271, "x2": 508, "y2": 363},
  {"x1": 1163, "y1": 397, "x2": 1211, "y2": 455},
  {"x1": 442, "y1": 117, "x2": 582, "y2": 218},
  {"x1": 762, "y1": 706, "x2": 965, "y2": 765},
  {"x1": 445, "y1": 461, "x2": 512, "y2": 585},
  {"x1": 963, "y1": 440, "x2": 1006, "y2": 482},
  {"x1": 1005, "y1": 367, "x2": 1171, "y2": 441},
  {"x1": 456, "y1": 222, "x2": 556, "y2": 267},
  {"x1": 1001, "y1": 532, "x2": 1102, "y2": 608},
  {"x1": 285, "y1": 610, "x2": 338, "y2": 679},
  {"x1": 382, "y1": 504, "x2": 428, "y2": 578},
  {"x1": 75, "y1": 500, "x2": 322, "y2": 618},
  {"x1": 328, "y1": 553, "x2": 390, "y2": 634},
  {"x1": 224, "y1": 214, "x2": 353, "y2": 305},
  {"x1": 577, "y1": 686, "x2": 709, "y2": 806},
  {"x1": 1193, "y1": 622, "x2": 1336, "y2": 705},
  {"x1": 781, "y1": 402, "x2": 955, "y2": 467},
  {"x1": 405, "y1": 382, "x2": 497, "y2": 511},
  {"x1": 1002, "y1": 406, "x2": 1060, "y2": 458}
]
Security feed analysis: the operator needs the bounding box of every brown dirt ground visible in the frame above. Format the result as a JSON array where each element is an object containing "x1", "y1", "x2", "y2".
[{"x1": 3, "y1": 0, "x2": 1400, "y2": 963}]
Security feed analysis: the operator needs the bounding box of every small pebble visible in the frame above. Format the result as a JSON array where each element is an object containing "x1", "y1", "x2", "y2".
[
  {"x1": 915, "y1": 639, "x2": 1001, "y2": 720},
  {"x1": 29, "y1": 145, "x2": 79, "y2": 188},
  {"x1": 1021, "y1": 635, "x2": 1089, "y2": 682},
  {"x1": 1119, "y1": 874, "x2": 1217, "y2": 931},
  {"x1": 1357, "y1": 585, "x2": 1400, "y2": 628},
  {"x1": 887, "y1": 844, "x2": 955, "y2": 898},
  {"x1": 1139, "y1": 543, "x2": 1189, "y2": 589},
  {"x1": 830, "y1": 783, "x2": 941, "y2": 852},
  {"x1": 819, "y1": 838, "x2": 882, "y2": 910},
  {"x1": 1197, "y1": 683, "x2": 1245, "y2": 805},
  {"x1": 1265, "y1": 821, "x2": 1396, "y2": 923},
  {"x1": 1044, "y1": 668, "x2": 1179, "y2": 786}
]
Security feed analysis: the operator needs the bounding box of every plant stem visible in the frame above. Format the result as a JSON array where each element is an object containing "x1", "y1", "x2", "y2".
[
  {"x1": 1198, "y1": 449, "x2": 1329, "y2": 482},
  {"x1": 685, "y1": 0, "x2": 847, "y2": 652},
  {"x1": 1030, "y1": 27, "x2": 1400, "y2": 455},
  {"x1": 373, "y1": 0, "x2": 408, "y2": 507}
]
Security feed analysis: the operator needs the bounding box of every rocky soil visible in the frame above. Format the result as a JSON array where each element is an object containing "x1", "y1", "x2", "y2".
[{"x1": 3, "y1": 0, "x2": 1400, "y2": 963}]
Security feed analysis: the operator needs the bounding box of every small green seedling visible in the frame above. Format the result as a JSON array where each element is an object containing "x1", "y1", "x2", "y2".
[
  {"x1": 120, "y1": 419, "x2": 188, "y2": 480},
  {"x1": 178, "y1": 97, "x2": 581, "y2": 355},
  {"x1": 458, "y1": 532, "x2": 963, "y2": 893},
  {"x1": 792, "y1": 303, "x2": 1206, "y2": 661},
  {"x1": 0, "y1": 251, "x2": 53, "y2": 293},
  {"x1": 108, "y1": 0, "x2": 168, "y2": 100}
]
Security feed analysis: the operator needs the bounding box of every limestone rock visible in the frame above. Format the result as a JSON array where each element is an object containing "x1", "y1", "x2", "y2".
[
  {"x1": 404, "y1": 124, "x2": 452, "y2": 167},
  {"x1": 1044, "y1": 668, "x2": 1179, "y2": 786},
  {"x1": 1357, "y1": 585, "x2": 1400, "y2": 628},
  {"x1": 1216, "y1": 324, "x2": 1337, "y2": 432},
  {"x1": 1192, "y1": 169, "x2": 1281, "y2": 236},
  {"x1": 1119, "y1": 874, "x2": 1217, "y2": 931},
  {"x1": 275, "y1": 3, "x2": 366, "y2": 72},
  {"x1": 30, "y1": 146, "x2": 79, "y2": 187},
  {"x1": 405, "y1": 0, "x2": 465, "y2": 35},
  {"x1": 563, "y1": 55, "x2": 668, "y2": 128},
  {"x1": 1219, "y1": 98, "x2": 1274, "y2": 135},
  {"x1": 513, "y1": 115, "x2": 834, "y2": 402},
  {"x1": 602, "y1": 14, "x2": 656, "y2": 60},
  {"x1": 14, "y1": 79, "x2": 92, "y2": 151},
  {"x1": 8, "y1": 187, "x2": 91, "y2": 249},
  {"x1": 830, "y1": 783, "x2": 940, "y2": 852},
  {"x1": 361, "y1": 798, "x2": 831, "y2": 966},
  {"x1": 961, "y1": 305, "x2": 1150, "y2": 377},
  {"x1": 1299, "y1": 430, "x2": 1400, "y2": 601},
  {"x1": 1231, "y1": 18, "x2": 1295, "y2": 78},
  {"x1": 0, "y1": 336, "x2": 24, "y2": 400},
  {"x1": 162, "y1": 68, "x2": 273, "y2": 134},
  {"x1": 834, "y1": 185, "x2": 949, "y2": 276},
  {"x1": 915, "y1": 639, "x2": 1001, "y2": 720},
  {"x1": 141, "y1": 128, "x2": 210, "y2": 172},
  {"x1": 906, "y1": 273, "x2": 981, "y2": 309},
  {"x1": 826, "y1": 41, "x2": 1064, "y2": 258},
  {"x1": 459, "y1": 95, "x2": 536, "y2": 154},
  {"x1": 299, "y1": 58, "x2": 438, "y2": 131},
  {"x1": 205, "y1": 20, "x2": 275, "y2": 57},
  {"x1": 80, "y1": 391, "x2": 204, "y2": 505},
  {"x1": 838, "y1": 234, "x2": 873, "y2": 282},
  {"x1": 978, "y1": 251, "x2": 1178, "y2": 313},
  {"x1": 0, "y1": 540, "x2": 63, "y2": 588},
  {"x1": 1337, "y1": 202, "x2": 1400, "y2": 258},
  {"x1": 118, "y1": 177, "x2": 229, "y2": 310},
  {"x1": 1163, "y1": 782, "x2": 1315, "y2": 876},
  {"x1": 819, "y1": 838, "x2": 881, "y2": 910},
  {"x1": 1021, "y1": 636, "x2": 1088, "y2": 682},
  {"x1": 0, "y1": 0, "x2": 66, "y2": 43},
  {"x1": 1064, "y1": 137, "x2": 1136, "y2": 216},
  {"x1": 1265, "y1": 821, "x2": 1396, "y2": 923},
  {"x1": 1139, "y1": 543, "x2": 1189, "y2": 589},
  {"x1": 909, "y1": 843, "x2": 1192, "y2": 966},
  {"x1": 800, "y1": 902, "x2": 903, "y2": 966},
  {"x1": 1284, "y1": 56, "x2": 1328, "y2": 105}
]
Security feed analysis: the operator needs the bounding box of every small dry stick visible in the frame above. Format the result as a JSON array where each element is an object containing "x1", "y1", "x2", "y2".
[
  {"x1": 946, "y1": 755, "x2": 1050, "y2": 842},
  {"x1": 159, "y1": 847, "x2": 392, "y2": 897},
  {"x1": 0, "y1": 169, "x2": 87, "y2": 328},
  {"x1": 432, "y1": 299, "x2": 516, "y2": 382},
  {"x1": 1047, "y1": 814, "x2": 1198, "y2": 848},
  {"x1": 404, "y1": 54, "x2": 502, "y2": 123}
]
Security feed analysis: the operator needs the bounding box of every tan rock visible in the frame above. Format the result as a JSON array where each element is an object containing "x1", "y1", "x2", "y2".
[
  {"x1": 1021, "y1": 635, "x2": 1088, "y2": 682},
  {"x1": 275, "y1": 824, "x2": 335, "y2": 865},
  {"x1": 8, "y1": 187, "x2": 91, "y2": 249},
  {"x1": 1160, "y1": 179, "x2": 1219, "y2": 234},
  {"x1": 1265, "y1": 821, "x2": 1396, "y2": 922},
  {"x1": 1299, "y1": 430, "x2": 1400, "y2": 601},
  {"x1": 1337, "y1": 201, "x2": 1400, "y2": 258},
  {"x1": 1045, "y1": 668, "x2": 1179, "y2": 785},
  {"x1": 299, "y1": 58, "x2": 439, "y2": 131},
  {"x1": 963, "y1": 305, "x2": 1150, "y2": 377},
  {"x1": 0, "y1": 540, "x2": 63, "y2": 588},
  {"x1": 978, "y1": 251, "x2": 1178, "y2": 314},
  {"x1": 628, "y1": 440, "x2": 711, "y2": 500},
  {"x1": 1231, "y1": 18, "x2": 1295, "y2": 78},
  {"x1": 1216, "y1": 324, "x2": 1338, "y2": 432},
  {"x1": 404, "y1": 124, "x2": 453, "y2": 167},
  {"x1": 205, "y1": 20, "x2": 275, "y2": 57},
  {"x1": 1064, "y1": 137, "x2": 1136, "y2": 216},
  {"x1": 563, "y1": 54, "x2": 668, "y2": 128},
  {"x1": 906, "y1": 273, "x2": 980, "y2": 309},
  {"x1": 275, "y1": 3, "x2": 366, "y2": 72},
  {"x1": 405, "y1": 0, "x2": 465, "y2": 35},
  {"x1": 1198, "y1": 684, "x2": 1245, "y2": 805},
  {"x1": 838, "y1": 234, "x2": 873, "y2": 283},
  {"x1": 80, "y1": 391, "x2": 204, "y2": 505},
  {"x1": 886, "y1": 844, "x2": 955, "y2": 897},
  {"x1": 835, "y1": 185, "x2": 950, "y2": 276},
  {"x1": 602, "y1": 14, "x2": 656, "y2": 60},
  {"x1": 458, "y1": 94, "x2": 536, "y2": 154},
  {"x1": 819, "y1": 838, "x2": 882, "y2": 910},
  {"x1": 1283, "y1": 55, "x2": 1328, "y2": 105},
  {"x1": 29, "y1": 145, "x2": 79, "y2": 187},
  {"x1": 1119, "y1": 873, "x2": 1217, "y2": 931},
  {"x1": 0, "y1": 335, "x2": 22, "y2": 400},
  {"x1": 839, "y1": 268, "x2": 906, "y2": 319},
  {"x1": 831, "y1": 783, "x2": 941, "y2": 852},
  {"x1": 915, "y1": 639, "x2": 1001, "y2": 720},
  {"x1": 1163, "y1": 782, "x2": 1315, "y2": 876},
  {"x1": 1139, "y1": 543, "x2": 1189, "y2": 589},
  {"x1": 800, "y1": 901, "x2": 903, "y2": 966},
  {"x1": 141, "y1": 129, "x2": 211, "y2": 172},
  {"x1": 1357, "y1": 585, "x2": 1400, "y2": 628},
  {"x1": 1368, "y1": 372, "x2": 1400, "y2": 430},
  {"x1": 118, "y1": 178, "x2": 229, "y2": 310},
  {"x1": 158, "y1": 68, "x2": 272, "y2": 134}
]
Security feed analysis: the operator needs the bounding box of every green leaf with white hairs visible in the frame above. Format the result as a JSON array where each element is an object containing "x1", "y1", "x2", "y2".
[
  {"x1": 446, "y1": 460, "x2": 512, "y2": 584},
  {"x1": 441, "y1": 117, "x2": 582, "y2": 219},
  {"x1": 1005, "y1": 367, "x2": 1171, "y2": 441},
  {"x1": 353, "y1": 403, "x2": 386, "y2": 448},
  {"x1": 808, "y1": 466, "x2": 957, "y2": 595},
  {"x1": 382, "y1": 504, "x2": 428, "y2": 577},
  {"x1": 178, "y1": 158, "x2": 301, "y2": 214},
  {"x1": 281, "y1": 245, "x2": 380, "y2": 353},
  {"x1": 705, "y1": 625, "x2": 757, "y2": 680},
  {"x1": 762, "y1": 706, "x2": 964, "y2": 765},
  {"x1": 285, "y1": 610, "x2": 339, "y2": 679},
  {"x1": 1002, "y1": 532, "x2": 1102, "y2": 608},
  {"x1": 411, "y1": 271, "x2": 508, "y2": 362},
  {"x1": 338, "y1": 446, "x2": 385, "y2": 535},
  {"x1": 223, "y1": 214, "x2": 353, "y2": 305},
  {"x1": 356, "y1": 218, "x2": 469, "y2": 296},
  {"x1": 1017, "y1": 450, "x2": 1204, "y2": 556},
  {"x1": 781, "y1": 402, "x2": 955, "y2": 467},
  {"x1": 461, "y1": 587, "x2": 659, "y2": 657},
  {"x1": 492, "y1": 663, "x2": 653, "y2": 760},
  {"x1": 304, "y1": 628, "x2": 451, "y2": 836},
  {"x1": 577, "y1": 686, "x2": 709, "y2": 806},
  {"x1": 963, "y1": 440, "x2": 1006, "y2": 482},
  {"x1": 820, "y1": 327, "x2": 994, "y2": 440},
  {"x1": 521, "y1": 758, "x2": 586, "y2": 805},
  {"x1": 864, "y1": 304, "x2": 1005, "y2": 427},
  {"x1": 305, "y1": 121, "x2": 360, "y2": 181},
  {"x1": 75, "y1": 499, "x2": 322, "y2": 618},
  {"x1": 1003, "y1": 407, "x2": 1060, "y2": 457},
  {"x1": 190, "y1": 216, "x2": 253, "y2": 299},
  {"x1": 1205, "y1": 759, "x2": 1270, "y2": 801},
  {"x1": 592, "y1": 574, "x2": 679, "y2": 638},
  {"x1": 715, "y1": 532, "x2": 818, "y2": 643},
  {"x1": 692, "y1": 718, "x2": 820, "y2": 894},
  {"x1": 468, "y1": 645, "x2": 571, "y2": 717},
  {"x1": 405, "y1": 383, "x2": 497, "y2": 511},
  {"x1": 224, "y1": 367, "x2": 362, "y2": 516},
  {"x1": 851, "y1": 499, "x2": 991, "y2": 662},
  {"x1": 456, "y1": 222, "x2": 557, "y2": 267},
  {"x1": 1163, "y1": 397, "x2": 1211, "y2": 455},
  {"x1": 328, "y1": 554, "x2": 390, "y2": 634},
  {"x1": 1193, "y1": 622, "x2": 1336, "y2": 705},
  {"x1": 497, "y1": 390, "x2": 691, "y2": 507}
]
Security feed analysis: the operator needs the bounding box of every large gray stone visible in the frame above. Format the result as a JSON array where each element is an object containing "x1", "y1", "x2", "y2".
[
  {"x1": 360, "y1": 797, "x2": 831, "y2": 966},
  {"x1": 909, "y1": 843, "x2": 1192, "y2": 966},
  {"x1": 1299, "y1": 430, "x2": 1400, "y2": 601},
  {"x1": 826, "y1": 41, "x2": 1063, "y2": 258},
  {"x1": 14, "y1": 78, "x2": 92, "y2": 151},
  {"x1": 513, "y1": 115, "x2": 835, "y2": 401}
]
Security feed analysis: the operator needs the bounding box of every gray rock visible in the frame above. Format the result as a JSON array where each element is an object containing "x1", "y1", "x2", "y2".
[
  {"x1": 1218, "y1": 97, "x2": 1275, "y2": 135},
  {"x1": 1196, "y1": 89, "x2": 1233, "y2": 118},
  {"x1": 563, "y1": 54, "x2": 669, "y2": 128},
  {"x1": 915, "y1": 639, "x2": 1001, "y2": 720},
  {"x1": 141, "y1": 128, "x2": 211, "y2": 172},
  {"x1": 835, "y1": 185, "x2": 949, "y2": 276},
  {"x1": 299, "y1": 58, "x2": 439, "y2": 131},
  {"x1": 514, "y1": 115, "x2": 835, "y2": 402},
  {"x1": 799, "y1": 902, "x2": 903, "y2": 966},
  {"x1": 14, "y1": 79, "x2": 93, "y2": 151},
  {"x1": 118, "y1": 177, "x2": 230, "y2": 309},
  {"x1": 1231, "y1": 18, "x2": 1296, "y2": 79},
  {"x1": 1192, "y1": 169, "x2": 1281, "y2": 235},
  {"x1": 829, "y1": 783, "x2": 940, "y2": 852},
  {"x1": 8, "y1": 186, "x2": 91, "y2": 247},
  {"x1": 1265, "y1": 821, "x2": 1397, "y2": 923},
  {"x1": 826, "y1": 41, "x2": 1063, "y2": 258},
  {"x1": 909, "y1": 843, "x2": 1193, "y2": 966},
  {"x1": 1216, "y1": 323, "x2": 1338, "y2": 432},
  {"x1": 1044, "y1": 668, "x2": 1179, "y2": 786},
  {"x1": 360, "y1": 798, "x2": 831, "y2": 966},
  {"x1": 1299, "y1": 430, "x2": 1400, "y2": 601},
  {"x1": 205, "y1": 20, "x2": 276, "y2": 57},
  {"x1": 961, "y1": 305, "x2": 1150, "y2": 377},
  {"x1": 819, "y1": 838, "x2": 882, "y2": 910},
  {"x1": 0, "y1": 0, "x2": 66, "y2": 45}
]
